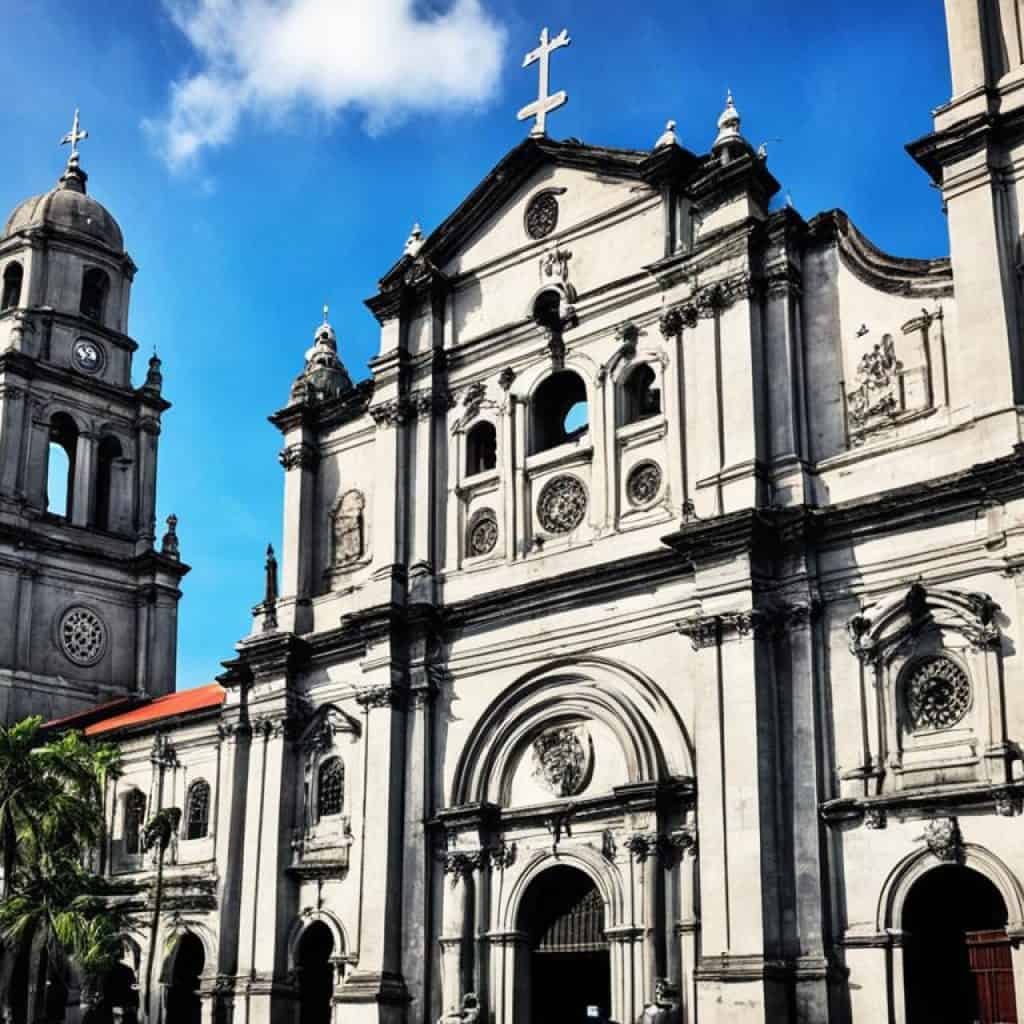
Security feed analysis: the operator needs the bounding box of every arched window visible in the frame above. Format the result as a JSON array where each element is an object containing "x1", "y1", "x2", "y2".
[
  {"x1": 46, "y1": 413, "x2": 78, "y2": 519},
  {"x1": 184, "y1": 780, "x2": 210, "y2": 840},
  {"x1": 94, "y1": 435, "x2": 122, "y2": 532},
  {"x1": 80, "y1": 268, "x2": 109, "y2": 322},
  {"x1": 466, "y1": 421, "x2": 497, "y2": 475},
  {"x1": 622, "y1": 364, "x2": 661, "y2": 424},
  {"x1": 531, "y1": 371, "x2": 588, "y2": 454},
  {"x1": 317, "y1": 758, "x2": 344, "y2": 820},
  {"x1": 123, "y1": 790, "x2": 146, "y2": 855},
  {"x1": 1, "y1": 262, "x2": 23, "y2": 311}
]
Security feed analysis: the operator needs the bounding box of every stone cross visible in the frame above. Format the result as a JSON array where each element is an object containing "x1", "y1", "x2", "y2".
[
  {"x1": 60, "y1": 108, "x2": 88, "y2": 161},
  {"x1": 517, "y1": 27, "x2": 571, "y2": 138}
]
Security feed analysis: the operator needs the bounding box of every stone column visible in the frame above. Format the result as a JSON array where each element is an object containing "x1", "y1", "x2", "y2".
[
  {"x1": 484, "y1": 930, "x2": 527, "y2": 1024},
  {"x1": 498, "y1": 391, "x2": 517, "y2": 562},
  {"x1": 71, "y1": 430, "x2": 97, "y2": 526},
  {"x1": 279, "y1": 437, "x2": 317, "y2": 621},
  {"x1": 511, "y1": 395, "x2": 528, "y2": 556},
  {"x1": 136, "y1": 416, "x2": 161, "y2": 543},
  {"x1": 659, "y1": 319, "x2": 688, "y2": 516},
  {"x1": 0, "y1": 383, "x2": 27, "y2": 496},
  {"x1": 439, "y1": 873, "x2": 469, "y2": 1016}
]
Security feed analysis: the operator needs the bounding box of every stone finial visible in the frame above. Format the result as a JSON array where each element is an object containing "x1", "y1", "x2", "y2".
[
  {"x1": 144, "y1": 351, "x2": 163, "y2": 393},
  {"x1": 654, "y1": 119, "x2": 678, "y2": 150},
  {"x1": 712, "y1": 89, "x2": 744, "y2": 154},
  {"x1": 404, "y1": 223, "x2": 424, "y2": 257},
  {"x1": 262, "y1": 543, "x2": 279, "y2": 632},
  {"x1": 160, "y1": 514, "x2": 180, "y2": 560}
]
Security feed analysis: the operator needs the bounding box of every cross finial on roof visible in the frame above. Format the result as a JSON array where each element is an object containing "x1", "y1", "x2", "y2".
[
  {"x1": 60, "y1": 108, "x2": 89, "y2": 164},
  {"x1": 323, "y1": 303, "x2": 329, "y2": 324},
  {"x1": 517, "y1": 27, "x2": 571, "y2": 138}
]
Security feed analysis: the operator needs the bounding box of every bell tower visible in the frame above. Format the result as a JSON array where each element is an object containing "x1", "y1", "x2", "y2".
[{"x1": 0, "y1": 113, "x2": 188, "y2": 723}]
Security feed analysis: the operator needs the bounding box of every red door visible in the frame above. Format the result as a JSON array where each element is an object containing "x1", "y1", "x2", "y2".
[{"x1": 966, "y1": 929, "x2": 1018, "y2": 1024}]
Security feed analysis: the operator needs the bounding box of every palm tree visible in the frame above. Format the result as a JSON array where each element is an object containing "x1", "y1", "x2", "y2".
[{"x1": 0, "y1": 718, "x2": 122, "y2": 1021}]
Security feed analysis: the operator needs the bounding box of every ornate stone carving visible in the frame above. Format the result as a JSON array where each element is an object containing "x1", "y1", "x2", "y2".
[
  {"x1": 486, "y1": 840, "x2": 517, "y2": 870},
  {"x1": 993, "y1": 788, "x2": 1020, "y2": 817},
  {"x1": 332, "y1": 490, "x2": 366, "y2": 565},
  {"x1": 846, "y1": 332, "x2": 903, "y2": 446},
  {"x1": 466, "y1": 508, "x2": 498, "y2": 557},
  {"x1": 544, "y1": 803, "x2": 575, "y2": 852},
  {"x1": 536, "y1": 475, "x2": 588, "y2": 534},
  {"x1": 369, "y1": 398, "x2": 413, "y2": 426},
  {"x1": 922, "y1": 817, "x2": 962, "y2": 862},
  {"x1": 525, "y1": 191, "x2": 559, "y2": 240},
  {"x1": 540, "y1": 247, "x2": 572, "y2": 282},
  {"x1": 863, "y1": 807, "x2": 887, "y2": 830},
  {"x1": 160, "y1": 514, "x2": 180, "y2": 560},
  {"x1": 461, "y1": 381, "x2": 487, "y2": 420},
  {"x1": 498, "y1": 366, "x2": 517, "y2": 391},
  {"x1": 531, "y1": 724, "x2": 594, "y2": 797},
  {"x1": 904, "y1": 656, "x2": 971, "y2": 732},
  {"x1": 627, "y1": 461, "x2": 663, "y2": 507},
  {"x1": 58, "y1": 605, "x2": 107, "y2": 667},
  {"x1": 279, "y1": 443, "x2": 319, "y2": 471},
  {"x1": 442, "y1": 849, "x2": 483, "y2": 883},
  {"x1": 355, "y1": 685, "x2": 405, "y2": 711},
  {"x1": 677, "y1": 615, "x2": 719, "y2": 650},
  {"x1": 624, "y1": 833, "x2": 654, "y2": 862},
  {"x1": 638, "y1": 979, "x2": 682, "y2": 1024}
]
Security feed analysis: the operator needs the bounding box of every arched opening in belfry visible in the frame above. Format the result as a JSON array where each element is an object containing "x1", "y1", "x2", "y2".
[
  {"x1": 2, "y1": 261, "x2": 23, "y2": 311},
  {"x1": 903, "y1": 863, "x2": 1017, "y2": 1024},
  {"x1": 46, "y1": 412, "x2": 78, "y2": 519},
  {"x1": 297, "y1": 921, "x2": 335, "y2": 1024},
  {"x1": 466, "y1": 421, "x2": 497, "y2": 476},
  {"x1": 94, "y1": 434, "x2": 122, "y2": 532},
  {"x1": 80, "y1": 267, "x2": 109, "y2": 323},
  {"x1": 531, "y1": 371, "x2": 588, "y2": 454},
  {"x1": 518, "y1": 865, "x2": 610, "y2": 1024},
  {"x1": 164, "y1": 932, "x2": 204, "y2": 1024}
]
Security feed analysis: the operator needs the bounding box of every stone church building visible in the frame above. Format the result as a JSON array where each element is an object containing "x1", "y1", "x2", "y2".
[{"x1": 3, "y1": 2, "x2": 1024, "y2": 1022}]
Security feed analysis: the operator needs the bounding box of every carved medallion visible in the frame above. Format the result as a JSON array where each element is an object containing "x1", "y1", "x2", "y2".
[
  {"x1": 904, "y1": 656, "x2": 971, "y2": 731},
  {"x1": 922, "y1": 817, "x2": 962, "y2": 862},
  {"x1": 467, "y1": 508, "x2": 498, "y2": 557},
  {"x1": 531, "y1": 724, "x2": 594, "y2": 797},
  {"x1": 525, "y1": 192, "x2": 559, "y2": 240},
  {"x1": 58, "y1": 606, "x2": 107, "y2": 666},
  {"x1": 626, "y1": 461, "x2": 663, "y2": 506},
  {"x1": 537, "y1": 475, "x2": 587, "y2": 534}
]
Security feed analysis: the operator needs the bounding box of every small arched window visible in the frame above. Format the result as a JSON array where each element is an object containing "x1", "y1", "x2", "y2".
[
  {"x1": 531, "y1": 371, "x2": 588, "y2": 454},
  {"x1": 317, "y1": 757, "x2": 344, "y2": 820},
  {"x1": 184, "y1": 780, "x2": 211, "y2": 840},
  {"x1": 47, "y1": 413, "x2": 78, "y2": 519},
  {"x1": 124, "y1": 790, "x2": 146, "y2": 855},
  {"x1": 94, "y1": 435, "x2": 123, "y2": 532},
  {"x1": 466, "y1": 421, "x2": 497, "y2": 476},
  {"x1": 622, "y1": 364, "x2": 661, "y2": 424},
  {"x1": 2, "y1": 262, "x2": 23, "y2": 311},
  {"x1": 80, "y1": 268, "x2": 109, "y2": 322}
]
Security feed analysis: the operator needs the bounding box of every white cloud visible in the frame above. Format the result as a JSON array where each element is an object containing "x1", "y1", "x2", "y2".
[{"x1": 146, "y1": 0, "x2": 507, "y2": 168}]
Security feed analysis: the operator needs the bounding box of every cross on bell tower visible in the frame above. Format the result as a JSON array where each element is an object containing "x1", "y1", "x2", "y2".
[
  {"x1": 60, "y1": 108, "x2": 89, "y2": 165},
  {"x1": 517, "y1": 27, "x2": 571, "y2": 138}
]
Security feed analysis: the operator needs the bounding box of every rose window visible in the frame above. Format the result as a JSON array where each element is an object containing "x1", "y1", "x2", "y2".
[
  {"x1": 467, "y1": 508, "x2": 498, "y2": 557},
  {"x1": 59, "y1": 606, "x2": 107, "y2": 666},
  {"x1": 525, "y1": 192, "x2": 559, "y2": 240},
  {"x1": 537, "y1": 475, "x2": 588, "y2": 534},
  {"x1": 627, "y1": 461, "x2": 663, "y2": 506},
  {"x1": 905, "y1": 656, "x2": 971, "y2": 731}
]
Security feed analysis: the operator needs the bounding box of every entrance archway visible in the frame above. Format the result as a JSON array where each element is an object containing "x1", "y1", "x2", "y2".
[
  {"x1": 904, "y1": 864, "x2": 1018, "y2": 1023},
  {"x1": 165, "y1": 932, "x2": 204, "y2": 1024},
  {"x1": 519, "y1": 865, "x2": 610, "y2": 1024},
  {"x1": 297, "y1": 921, "x2": 335, "y2": 1024}
]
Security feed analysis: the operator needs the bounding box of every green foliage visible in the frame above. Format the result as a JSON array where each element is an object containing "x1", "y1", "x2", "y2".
[{"x1": 0, "y1": 717, "x2": 123, "y2": 1011}]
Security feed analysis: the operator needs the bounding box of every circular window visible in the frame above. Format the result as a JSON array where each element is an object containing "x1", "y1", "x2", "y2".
[
  {"x1": 467, "y1": 508, "x2": 498, "y2": 557},
  {"x1": 904, "y1": 656, "x2": 971, "y2": 731},
  {"x1": 626, "y1": 461, "x2": 663, "y2": 507},
  {"x1": 537, "y1": 475, "x2": 588, "y2": 534},
  {"x1": 72, "y1": 338, "x2": 105, "y2": 374},
  {"x1": 525, "y1": 192, "x2": 559, "y2": 240},
  {"x1": 58, "y1": 606, "x2": 108, "y2": 667}
]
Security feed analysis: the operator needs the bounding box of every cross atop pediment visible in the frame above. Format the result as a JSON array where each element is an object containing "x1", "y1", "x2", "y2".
[{"x1": 517, "y1": 27, "x2": 571, "y2": 138}]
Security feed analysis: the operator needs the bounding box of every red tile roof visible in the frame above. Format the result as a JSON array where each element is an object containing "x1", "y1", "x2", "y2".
[
  {"x1": 84, "y1": 684, "x2": 225, "y2": 736},
  {"x1": 44, "y1": 695, "x2": 146, "y2": 732}
]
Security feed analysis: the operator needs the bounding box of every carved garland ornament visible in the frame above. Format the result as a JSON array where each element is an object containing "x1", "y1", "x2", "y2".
[
  {"x1": 626, "y1": 461, "x2": 663, "y2": 507},
  {"x1": 536, "y1": 475, "x2": 588, "y2": 534},
  {"x1": 904, "y1": 656, "x2": 971, "y2": 732},
  {"x1": 59, "y1": 606, "x2": 108, "y2": 666},
  {"x1": 467, "y1": 508, "x2": 498, "y2": 557}
]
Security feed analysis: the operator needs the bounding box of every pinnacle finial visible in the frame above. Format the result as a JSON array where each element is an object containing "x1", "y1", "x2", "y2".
[
  {"x1": 713, "y1": 88, "x2": 744, "y2": 154},
  {"x1": 655, "y1": 119, "x2": 678, "y2": 150},
  {"x1": 404, "y1": 222, "x2": 424, "y2": 257}
]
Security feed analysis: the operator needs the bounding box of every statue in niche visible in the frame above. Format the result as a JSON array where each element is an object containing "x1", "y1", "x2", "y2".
[{"x1": 333, "y1": 490, "x2": 365, "y2": 565}]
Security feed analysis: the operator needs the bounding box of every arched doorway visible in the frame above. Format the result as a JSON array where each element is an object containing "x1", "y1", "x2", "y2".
[
  {"x1": 165, "y1": 932, "x2": 204, "y2": 1024},
  {"x1": 519, "y1": 866, "x2": 610, "y2": 1024},
  {"x1": 904, "y1": 864, "x2": 1018, "y2": 1023},
  {"x1": 297, "y1": 921, "x2": 335, "y2": 1024},
  {"x1": 97, "y1": 962, "x2": 139, "y2": 1023}
]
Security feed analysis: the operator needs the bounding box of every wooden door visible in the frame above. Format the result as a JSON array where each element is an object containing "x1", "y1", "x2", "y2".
[{"x1": 966, "y1": 929, "x2": 1018, "y2": 1024}]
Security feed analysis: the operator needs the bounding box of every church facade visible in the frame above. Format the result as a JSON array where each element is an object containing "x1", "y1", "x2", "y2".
[{"x1": 4, "y1": 3, "x2": 1024, "y2": 1023}]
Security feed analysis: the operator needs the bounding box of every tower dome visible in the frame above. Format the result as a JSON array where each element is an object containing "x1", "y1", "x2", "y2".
[{"x1": 3, "y1": 159, "x2": 124, "y2": 253}]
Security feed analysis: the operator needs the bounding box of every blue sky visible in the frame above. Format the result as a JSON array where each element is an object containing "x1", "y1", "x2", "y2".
[{"x1": 2, "y1": 1, "x2": 951, "y2": 688}]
